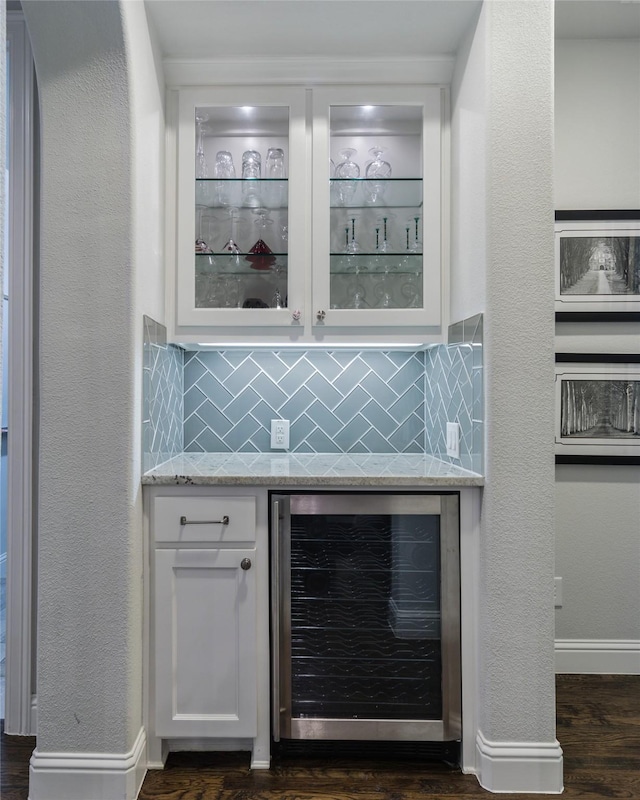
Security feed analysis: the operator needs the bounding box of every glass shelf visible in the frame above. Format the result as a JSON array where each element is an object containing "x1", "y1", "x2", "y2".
[
  {"x1": 196, "y1": 252, "x2": 288, "y2": 276},
  {"x1": 329, "y1": 178, "x2": 422, "y2": 209},
  {"x1": 196, "y1": 178, "x2": 288, "y2": 209},
  {"x1": 330, "y1": 254, "x2": 422, "y2": 275}
]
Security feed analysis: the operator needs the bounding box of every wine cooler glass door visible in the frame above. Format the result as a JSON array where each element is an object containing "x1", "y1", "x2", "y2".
[{"x1": 271, "y1": 493, "x2": 460, "y2": 743}]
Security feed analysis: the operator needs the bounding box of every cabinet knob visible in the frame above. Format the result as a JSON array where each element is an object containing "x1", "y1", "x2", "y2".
[
  {"x1": 240, "y1": 558, "x2": 252, "y2": 571},
  {"x1": 316, "y1": 310, "x2": 326, "y2": 321}
]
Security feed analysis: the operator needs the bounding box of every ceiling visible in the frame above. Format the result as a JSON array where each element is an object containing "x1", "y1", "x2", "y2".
[
  {"x1": 555, "y1": 0, "x2": 640, "y2": 39},
  {"x1": 144, "y1": 0, "x2": 483, "y2": 60},
  {"x1": 144, "y1": 0, "x2": 640, "y2": 63}
]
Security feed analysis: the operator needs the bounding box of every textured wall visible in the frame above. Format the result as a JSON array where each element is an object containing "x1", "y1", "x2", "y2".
[
  {"x1": 479, "y1": 0, "x2": 557, "y2": 744},
  {"x1": 22, "y1": 0, "x2": 164, "y2": 757}
]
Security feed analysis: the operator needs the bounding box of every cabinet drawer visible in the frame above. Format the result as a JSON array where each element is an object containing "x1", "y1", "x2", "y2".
[{"x1": 152, "y1": 495, "x2": 256, "y2": 544}]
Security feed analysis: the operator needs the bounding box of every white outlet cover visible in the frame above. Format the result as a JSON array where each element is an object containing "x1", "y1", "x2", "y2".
[
  {"x1": 446, "y1": 422, "x2": 460, "y2": 458},
  {"x1": 270, "y1": 419, "x2": 290, "y2": 449}
]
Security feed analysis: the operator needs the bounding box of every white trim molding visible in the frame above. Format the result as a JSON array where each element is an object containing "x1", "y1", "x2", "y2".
[
  {"x1": 476, "y1": 731, "x2": 564, "y2": 794},
  {"x1": 163, "y1": 55, "x2": 454, "y2": 88},
  {"x1": 4, "y1": 11, "x2": 36, "y2": 737},
  {"x1": 555, "y1": 639, "x2": 640, "y2": 675},
  {"x1": 29, "y1": 727, "x2": 147, "y2": 800}
]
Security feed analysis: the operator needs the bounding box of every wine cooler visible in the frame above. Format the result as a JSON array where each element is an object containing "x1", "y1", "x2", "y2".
[{"x1": 270, "y1": 492, "x2": 461, "y2": 744}]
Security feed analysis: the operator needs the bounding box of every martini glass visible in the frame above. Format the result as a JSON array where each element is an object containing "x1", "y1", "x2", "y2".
[{"x1": 246, "y1": 208, "x2": 277, "y2": 271}]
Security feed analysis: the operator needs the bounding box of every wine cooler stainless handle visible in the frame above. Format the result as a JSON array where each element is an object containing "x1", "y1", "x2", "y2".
[
  {"x1": 179, "y1": 515, "x2": 229, "y2": 526},
  {"x1": 271, "y1": 499, "x2": 281, "y2": 742}
]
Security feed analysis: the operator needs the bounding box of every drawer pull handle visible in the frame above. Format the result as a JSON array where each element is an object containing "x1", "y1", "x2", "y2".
[
  {"x1": 240, "y1": 558, "x2": 252, "y2": 571},
  {"x1": 179, "y1": 515, "x2": 229, "y2": 526}
]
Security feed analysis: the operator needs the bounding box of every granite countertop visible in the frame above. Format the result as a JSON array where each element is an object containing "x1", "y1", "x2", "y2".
[{"x1": 142, "y1": 452, "x2": 484, "y2": 487}]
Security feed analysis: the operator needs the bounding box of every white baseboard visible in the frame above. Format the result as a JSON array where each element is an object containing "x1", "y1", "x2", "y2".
[
  {"x1": 555, "y1": 639, "x2": 640, "y2": 674},
  {"x1": 29, "y1": 726, "x2": 147, "y2": 800},
  {"x1": 476, "y1": 731, "x2": 563, "y2": 794}
]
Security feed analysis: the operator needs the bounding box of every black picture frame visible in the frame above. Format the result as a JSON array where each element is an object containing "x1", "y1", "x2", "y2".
[
  {"x1": 555, "y1": 210, "x2": 640, "y2": 320},
  {"x1": 555, "y1": 354, "x2": 640, "y2": 464}
]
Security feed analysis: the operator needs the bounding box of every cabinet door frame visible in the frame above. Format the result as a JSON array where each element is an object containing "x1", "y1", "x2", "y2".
[
  {"x1": 311, "y1": 85, "x2": 443, "y2": 331},
  {"x1": 174, "y1": 86, "x2": 308, "y2": 330},
  {"x1": 154, "y1": 546, "x2": 257, "y2": 738}
]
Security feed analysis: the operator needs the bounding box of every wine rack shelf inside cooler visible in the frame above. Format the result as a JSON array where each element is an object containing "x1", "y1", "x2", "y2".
[{"x1": 289, "y1": 513, "x2": 443, "y2": 722}]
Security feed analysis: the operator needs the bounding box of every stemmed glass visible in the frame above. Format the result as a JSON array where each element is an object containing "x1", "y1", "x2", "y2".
[
  {"x1": 335, "y1": 148, "x2": 359, "y2": 206},
  {"x1": 376, "y1": 214, "x2": 395, "y2": 254},
  {"x1": 343, "y1": 214, "x2": 361, "y2": 254},
  {"x1": 195, "y1": 112, "x2": 209, "y2": 179},
  {"x1": 410, "y1": 214, "x2": 422, "y2": 252},
  {"x1": 400, "y1": 218, "x2": 422, "y2": 308},
  {"x1": 364, "y1": 146, "x2": 392, "y2": 205},
  {"x1": 246, "y1": 208, "x2": 277, "y2": 271}
]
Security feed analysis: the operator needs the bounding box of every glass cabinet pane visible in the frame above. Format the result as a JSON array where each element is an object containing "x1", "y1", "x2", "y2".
[
  {"x1": 329, "y1": 105, "x2": 423, "y2": 311},
  {"x1": 194, "y1": 105, "x2": 289, "y2": 311}
]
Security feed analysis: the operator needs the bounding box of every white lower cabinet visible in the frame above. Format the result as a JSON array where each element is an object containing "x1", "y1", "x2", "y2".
[
  {"x1": 154, "y1": 547, "x2": 257, "y2": 738},
  {"x1": 148, "y1": 489, "x2": 269, "y2": 765}
]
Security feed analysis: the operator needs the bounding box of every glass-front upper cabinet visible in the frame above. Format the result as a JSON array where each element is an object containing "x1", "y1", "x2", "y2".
[
  {"x1": 175, "y1": 88, "x2": 307, "y2": 329},
  {"x1": 311, "y1": 87, "x2": 442, "y2": 331}
]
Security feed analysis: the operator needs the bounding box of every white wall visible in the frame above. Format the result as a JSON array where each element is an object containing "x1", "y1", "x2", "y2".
[
  {"x1": 554, "y1": 38, "x2": 640, "y2": 666},
  {"x1": 555, "y1": 39, "x2": 640, "y2": 210},
  {"x1": 450, "y1": 5, "x2": 486, "y2": 325}
]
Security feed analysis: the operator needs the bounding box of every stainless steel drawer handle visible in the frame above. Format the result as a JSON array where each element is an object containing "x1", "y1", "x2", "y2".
[
  {"x1": 240, "y1": 558, "x2": 252, "y2": 570},
  {"x1": 179, "y1": 515, "x2": 229, "y2": 526}
]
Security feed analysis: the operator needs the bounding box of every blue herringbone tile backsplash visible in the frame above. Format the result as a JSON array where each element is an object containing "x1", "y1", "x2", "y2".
[
  {"x1": 142, "y1": 320, "x2": 482, "y2": 467},
  {"x1": 184, "y1": 350, "x2": 427, "y2": 454}
]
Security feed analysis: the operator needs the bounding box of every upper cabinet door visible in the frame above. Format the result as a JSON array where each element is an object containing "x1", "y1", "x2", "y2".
[
  {"x1": 175, "y1": 87, "x2": 307, "y2": 331},
  {"x1": 311, "y1": 86, "x2": 443, "y2": 333}
]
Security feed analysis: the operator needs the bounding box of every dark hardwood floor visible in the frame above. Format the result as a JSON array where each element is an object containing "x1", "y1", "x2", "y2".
[{"x1": 2, "y1": 676, "x2": 639, "y2": 799}]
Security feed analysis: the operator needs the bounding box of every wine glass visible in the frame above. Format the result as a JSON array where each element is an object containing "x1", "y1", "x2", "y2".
[
  {"x1": 364, "y1": 146, "x2": 391, "y2": 205},
  {"x1": 335, "y1": 148, "x2": 359, "y2": 206},
  {"x1": 345, "y1": 214, "x2": 362, "y2": 254},
  {"x1": 376, "y1": 214, "x2": 395, "y2": 254},
  {"x1": 410, "y1": 214, "x2": 423, "y2": 252},
  {"x1": 195, "y1": 112, "x2": 209, "y2": 179}
]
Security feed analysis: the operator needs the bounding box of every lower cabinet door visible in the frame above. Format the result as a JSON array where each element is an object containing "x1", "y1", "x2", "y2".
[{"x1": 154, "y1": 548, "x2": 257, "y2": 738}]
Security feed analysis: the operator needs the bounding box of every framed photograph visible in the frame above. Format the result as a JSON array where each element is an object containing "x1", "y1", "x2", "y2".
[
  {"x1": 555, "y1": 212, "x2": 640, "y2": 315},
  {"x1": 555, "y1": 361, "x2": 640, "y2": 459}
]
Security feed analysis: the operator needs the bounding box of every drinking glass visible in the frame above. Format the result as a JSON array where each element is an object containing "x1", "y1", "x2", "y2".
[
  {"x1": 213, "y1": 150, "x2": 236, "y2": 206},
  {"x1": 242, "y1": 149, "x2": 262, "y2": 207},
  {"x1": 265, "y1": 147, "x2": 286, "y2": 207},
  {"x1": 195, "y1": 112, "x2": 209, "y2": 179}
]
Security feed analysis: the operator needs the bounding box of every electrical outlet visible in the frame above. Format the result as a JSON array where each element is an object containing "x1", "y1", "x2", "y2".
[
  {"x1": 446, "y1": 422, "x2": 460, "y2": 458},
  {"x1": 270, "y1": 419, "x2": 290, "y2": 450},
  {"x1": 554, "y1": 576, "x2": 563, "y2": 608}
]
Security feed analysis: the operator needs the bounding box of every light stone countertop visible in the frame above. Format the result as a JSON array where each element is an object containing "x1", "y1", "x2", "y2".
[{"x1": 142, "y1": 452, "x2": 484, "y2": 487}]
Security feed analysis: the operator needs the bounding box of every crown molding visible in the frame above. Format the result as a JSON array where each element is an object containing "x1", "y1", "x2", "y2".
[{"x1": 163, "y1": 55, "x2": 455, "y2": 87}]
